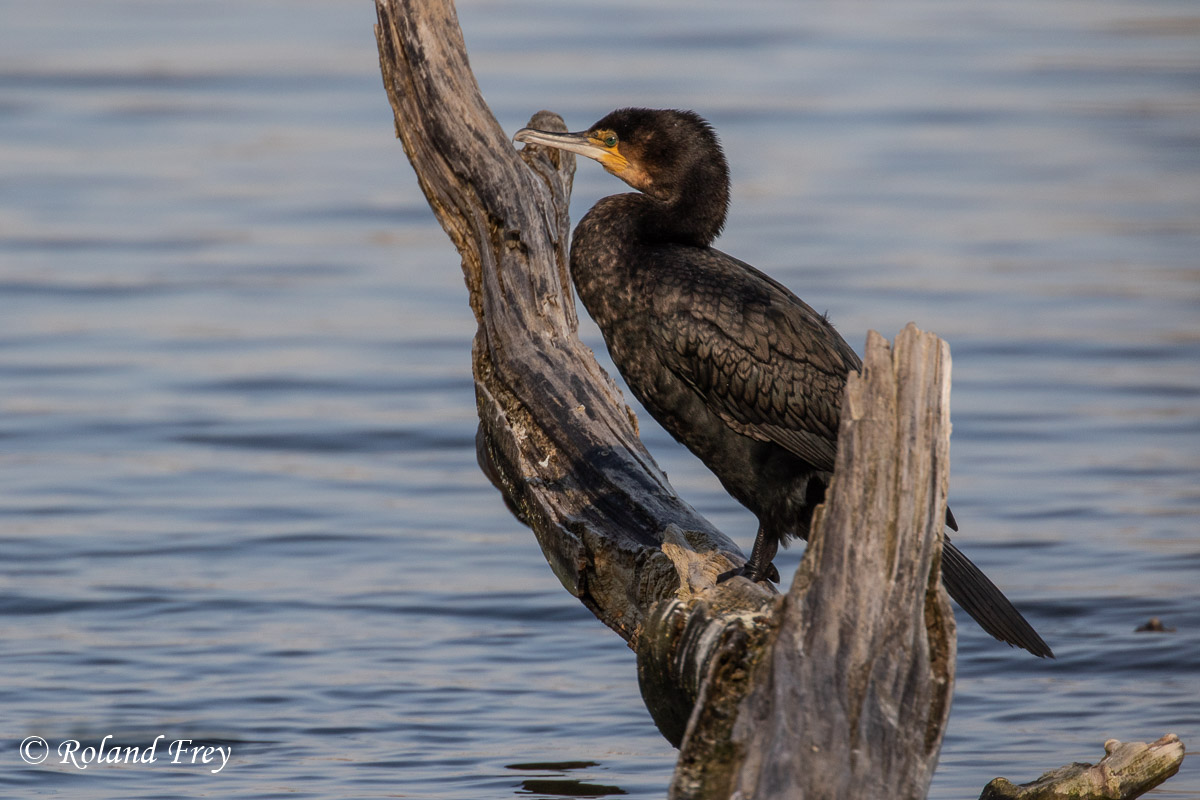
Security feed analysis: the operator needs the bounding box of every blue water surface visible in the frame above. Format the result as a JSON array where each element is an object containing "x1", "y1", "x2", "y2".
[{"x1": 1, "y1": 1, "x2": 1198, "y2": 797}]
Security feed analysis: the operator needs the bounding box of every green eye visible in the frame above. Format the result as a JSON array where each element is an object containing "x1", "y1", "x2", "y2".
[{"x1": 603, "y1": 135, "x2": 618, "y2": 148}]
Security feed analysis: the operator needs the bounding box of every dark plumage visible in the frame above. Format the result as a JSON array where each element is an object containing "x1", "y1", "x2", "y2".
[{"x1": 514, "y1": 108, "x2": 1052, "y2": 658}]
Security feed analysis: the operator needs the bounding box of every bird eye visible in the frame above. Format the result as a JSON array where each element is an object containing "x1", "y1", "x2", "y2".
[{"x1": 603, "y1": 134, "x2": 618, "y2": 148}]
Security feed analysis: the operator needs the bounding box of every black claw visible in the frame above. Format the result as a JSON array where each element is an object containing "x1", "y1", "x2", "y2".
[
  {"x1": 717, "y1": 561, "x2": 780, "y2": 584},
  {"x1": 752, "y1": 562, "x2": 780, "y2": 583},
  {"x1": 716, "y1": 566, "x2": 743, "y2": 584}
]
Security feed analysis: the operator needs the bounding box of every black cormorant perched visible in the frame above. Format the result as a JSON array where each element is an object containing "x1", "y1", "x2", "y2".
[{"x1": 514, "y1": 108, "x2": 1052, "y2": 658}]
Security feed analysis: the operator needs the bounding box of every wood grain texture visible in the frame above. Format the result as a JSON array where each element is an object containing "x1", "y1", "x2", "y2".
[
  {"x1": 669, "y1": 324, "x2": 956, "y2": 800},
  {"x1": 374, "y1": 0, "x2": 760, "y2": 654},
  {"x1": 980, "y1": 735, "x2": 1185, "y2": 800}
]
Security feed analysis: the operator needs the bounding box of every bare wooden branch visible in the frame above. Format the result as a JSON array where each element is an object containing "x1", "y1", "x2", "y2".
[
  {"x1": 979, "y1": 735, "x2": 1185, "y2": 800},
  {"x1": 373, "y1": 0, "x2": 757, "y2": 651}
]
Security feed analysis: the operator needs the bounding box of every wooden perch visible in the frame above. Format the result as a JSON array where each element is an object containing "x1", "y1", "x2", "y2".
[
  {"x1": 373, "y1": 1, "x2": 1185, "y2": 798},
  {"x1": 375, "y1": 0, "x2": 759, "y2": 656}
]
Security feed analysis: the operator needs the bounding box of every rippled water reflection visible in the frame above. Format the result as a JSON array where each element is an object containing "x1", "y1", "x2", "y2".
[{"x1": 2, "y1": 1, "x2": 1197, "y2": 798}]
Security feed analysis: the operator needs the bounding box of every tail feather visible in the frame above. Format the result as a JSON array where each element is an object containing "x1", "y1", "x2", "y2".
[{"x1": 941, "y1": 537, "x2": 1054, "y2": 658}]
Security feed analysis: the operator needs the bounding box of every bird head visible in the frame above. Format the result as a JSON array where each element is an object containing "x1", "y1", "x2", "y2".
[{"x1": 515, "y1": 108, "x2": 727, "y2": 205}]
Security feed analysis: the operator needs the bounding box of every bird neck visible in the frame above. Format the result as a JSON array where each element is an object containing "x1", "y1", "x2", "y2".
[
  {"x1": 637, "y1": 160, "x2": 729, "y2": 247},
  {"x1": 569, "y1": 175, "x2": 728, "y2": 323}
]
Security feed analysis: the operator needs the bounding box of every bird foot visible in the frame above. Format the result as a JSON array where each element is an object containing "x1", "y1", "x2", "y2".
[{"x1": 717, "y1": 561, "x2": 780, "y2": 584}]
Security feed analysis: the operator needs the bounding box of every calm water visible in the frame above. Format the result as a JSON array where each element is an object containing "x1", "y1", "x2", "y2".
[{"x1": 2, "y1": 1, "x2": 1198, "y2": 798}]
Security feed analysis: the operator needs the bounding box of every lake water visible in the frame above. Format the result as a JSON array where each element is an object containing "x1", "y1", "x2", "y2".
[{"x1": 1, "y1": 1, "x2": 1197, "y2": 798}]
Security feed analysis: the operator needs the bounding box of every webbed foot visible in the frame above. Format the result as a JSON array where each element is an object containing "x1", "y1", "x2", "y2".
[{"x1": 717, "y1": 561, "x2": 780, "y2": 584}]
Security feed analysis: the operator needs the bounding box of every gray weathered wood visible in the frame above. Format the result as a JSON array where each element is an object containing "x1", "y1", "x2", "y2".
[
  {"x1": 980, "y1": 734, "x2": 1185, "y2": 800},
  {"x1": 373, "y1": 2, "x2": 1185, "y2": 797},
  {"x1": 373, "y1": 0, "x2": 764, "y2": 653},
  {"x1": 667, "y1": 326, "x2": 956, "y2": 800}
]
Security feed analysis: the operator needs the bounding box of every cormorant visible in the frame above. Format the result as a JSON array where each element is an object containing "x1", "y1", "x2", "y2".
[{"x1": 514, "y1": 108, "x2": 1052, "y2": 658}]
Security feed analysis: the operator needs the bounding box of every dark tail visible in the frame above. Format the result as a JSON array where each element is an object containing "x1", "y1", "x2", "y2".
[{"x1": 941, "y1": 537, "x2": 1054, "y2": 658}]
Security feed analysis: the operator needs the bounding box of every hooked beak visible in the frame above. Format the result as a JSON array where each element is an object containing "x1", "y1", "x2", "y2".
[
  {"x1": 513, "y1": 128, "x2": 609, "y2": 162},
  {"x1": 514, "y1": 125, "x2": 637, "y2": 187}
]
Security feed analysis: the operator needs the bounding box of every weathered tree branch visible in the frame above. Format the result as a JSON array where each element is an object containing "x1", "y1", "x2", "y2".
[
  {"x1": 980, "y1": 735, "x2": 1185, "y2": 800},
  {"x1": 375, "y1": 0, "x2": 755, "y2": 651},
  {"x1": 373, "y1": 2, "x2": 1185, "y2": 797}
]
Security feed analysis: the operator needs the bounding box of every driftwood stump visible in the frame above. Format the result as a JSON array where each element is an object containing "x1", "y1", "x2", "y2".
[
  {"x1": 373, "y1": 1, "x2": 1185, "y2": 797},
  {"x1": 980, "y1": 735, "x2": 1185, "y2": 800}
]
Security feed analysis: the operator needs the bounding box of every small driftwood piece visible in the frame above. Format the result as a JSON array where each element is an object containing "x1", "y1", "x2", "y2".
[
  {"x1": 373, "y1": 1, "x2": 1185, "y2": 797},
  {"x1": 980, "y1": 734, "x2": 1185, "y2": 800}
]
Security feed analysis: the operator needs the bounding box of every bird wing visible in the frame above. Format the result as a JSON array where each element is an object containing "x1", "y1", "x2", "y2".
[{"x1": 645, "y1": 246, "x2": 861, "y2": 472}]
